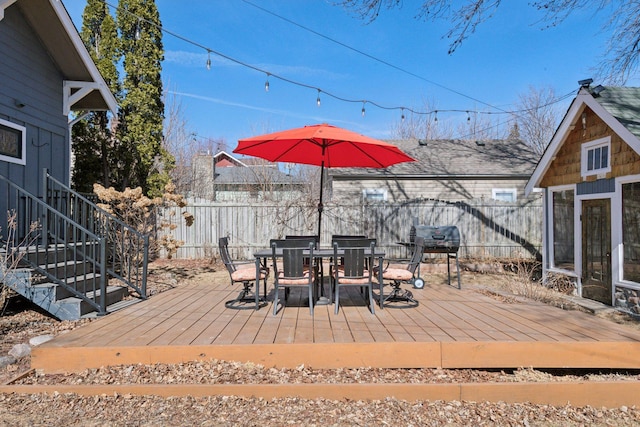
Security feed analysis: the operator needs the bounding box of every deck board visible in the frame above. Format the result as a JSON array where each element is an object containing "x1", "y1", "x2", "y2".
[{"x1": 32, "y1": 278, "x2": 640, "y2": 374}]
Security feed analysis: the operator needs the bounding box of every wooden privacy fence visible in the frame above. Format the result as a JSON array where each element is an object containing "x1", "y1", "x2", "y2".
[{"x1": 158, "y1": 198, "x2": 543, "y2": 261}]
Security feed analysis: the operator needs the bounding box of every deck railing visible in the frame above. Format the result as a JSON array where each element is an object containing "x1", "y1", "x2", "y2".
[
  {"x1": 0, "y1": 173, "x2": 109, "y2": 314},
  {"x1": 43, "y1": 170, "x2": 149, "y2": 299}
]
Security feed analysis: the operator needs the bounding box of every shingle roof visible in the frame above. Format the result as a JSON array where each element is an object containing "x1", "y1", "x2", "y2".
[
  {"x1": 330, "y1": 139, "x2": 539, "y2": 178},
  {"x1": 215, "y1": 166, "x2": 305, "y2": 185},
  {"x1": 592, "y1": 87, "x2": 640, "y2": 140}
]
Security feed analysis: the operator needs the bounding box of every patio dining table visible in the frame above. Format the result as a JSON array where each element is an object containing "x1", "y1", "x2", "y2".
[{"x1": 253, "y1": 246, "x2": 386, "y2": 309}]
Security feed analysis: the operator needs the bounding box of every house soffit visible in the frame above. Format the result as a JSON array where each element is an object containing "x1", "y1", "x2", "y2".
[{"x1": 0, "y1": 0, "x2": 17, "y2": 20}]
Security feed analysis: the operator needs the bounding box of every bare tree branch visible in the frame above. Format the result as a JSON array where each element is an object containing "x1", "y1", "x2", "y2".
[
  {"x1": 513, "y1": 85, "x2": 561, "y2": 155},
  {"x1": 339, "y1": 0, "x2": 640, "y2": 82}
]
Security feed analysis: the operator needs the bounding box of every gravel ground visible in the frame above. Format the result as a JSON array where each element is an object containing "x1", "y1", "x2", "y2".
[{"x1": 2, "y1": 259, "x2": 640, "y2": 426}]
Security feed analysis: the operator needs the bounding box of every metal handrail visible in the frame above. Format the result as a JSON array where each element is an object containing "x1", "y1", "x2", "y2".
[
  {"x1": 0, "y1": 173, "x2": 108, "y2": 314},
  {"x1": 43, "y1": 170, "x2": 149, "y2": 298}
]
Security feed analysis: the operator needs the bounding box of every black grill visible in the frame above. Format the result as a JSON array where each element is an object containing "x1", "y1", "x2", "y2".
[
  {"x1": 408, "y1": 224, "x2": 461, "y2": 289},
  {"x1": 410, "y1": 225, "x2": 460, "y2": 253}
]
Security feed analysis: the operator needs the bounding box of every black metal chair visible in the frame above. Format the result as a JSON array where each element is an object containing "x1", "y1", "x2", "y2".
[
  {"x1": 285, "y1": 235, "x2": 324, "y2": 295},
  {"x1": 219, "y1": 237, "x2": 268, "y2": 310},
  {"x1": 270, "y1": 239, "x2": 316, "y2": 315},
  {"x1": 329, "y1": 237, "x2": 376, "y2": 299},
  {"x1": 332, "y1": 239, "x2": 376, "y2": 315},
  {"x1": 376, "y1": 236, "x2": 425, "y2": 307}
]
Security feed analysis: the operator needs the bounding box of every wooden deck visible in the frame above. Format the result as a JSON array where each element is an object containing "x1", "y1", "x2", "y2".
[
  {"x1": 30, "y1": 274, "x2": 640, "y2": 373},
  {"x1": 6, "y1": 272, "x2": 640, "y2": 406}
]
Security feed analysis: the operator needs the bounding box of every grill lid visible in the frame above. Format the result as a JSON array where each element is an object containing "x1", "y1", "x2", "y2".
[{"x1": 410, "y1": 225, "x2": 460, "y2": 251}]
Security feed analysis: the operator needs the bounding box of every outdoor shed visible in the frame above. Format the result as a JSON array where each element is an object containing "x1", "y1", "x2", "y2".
[{"x1": 525, "y1": 84, "x2": 640, "y2": 310}]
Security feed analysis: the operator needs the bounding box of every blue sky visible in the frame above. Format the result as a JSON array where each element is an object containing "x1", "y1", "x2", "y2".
[{"x1": 61, "y1": 0, "x2": 640, "y2": 147}]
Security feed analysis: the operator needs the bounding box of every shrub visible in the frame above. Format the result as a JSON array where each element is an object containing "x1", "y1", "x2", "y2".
[{"x1": 93, "y1": 181, "x2": 194, "y2": 260}]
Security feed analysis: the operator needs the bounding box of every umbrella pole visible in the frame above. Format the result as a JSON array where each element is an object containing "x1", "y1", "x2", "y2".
[
  {"x1": 317, "y1": 161, "x2": 324, "y2": 242},
  {"x1": 315, "y1": 156, "x2": 331, "y2": 306}
]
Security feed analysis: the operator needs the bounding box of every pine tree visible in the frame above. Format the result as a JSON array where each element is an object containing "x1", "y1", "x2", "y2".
[
  {"x1": 73, "y1": 0, "x2": 120, "y2": 192},
  {"x1": 116, "y1": 0, "x2": 173, "y2": 196}
]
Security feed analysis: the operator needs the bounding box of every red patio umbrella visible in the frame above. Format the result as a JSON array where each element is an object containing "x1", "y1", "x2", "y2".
[{"x1": 233, "y1": 123, "x2": 415, "y2": 239}]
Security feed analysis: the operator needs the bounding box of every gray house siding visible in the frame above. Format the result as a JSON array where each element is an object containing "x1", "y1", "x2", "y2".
[
  {"x1": 0, "y1": 5, "x2": 69, "y2": 195},
  {"x1": 330, "y1": 139, "x2": 540, "y2": 204},
  {"x1": 332, "y1": 177, "x2": 532, "y2": 203}
]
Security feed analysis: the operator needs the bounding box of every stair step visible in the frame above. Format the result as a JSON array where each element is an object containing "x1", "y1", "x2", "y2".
[
  {"x1": 32, "y1": 272, "x2": 103, "y2": 299},
  {"x1": 40, "y1": 260, "x2": 93, "y2": 277},
  {"x1": 20, "y1": 242, "x2": 99, "y2": 265},
  {"x1": 56, "y1": 285, "x2": 130, "y2": 318}
]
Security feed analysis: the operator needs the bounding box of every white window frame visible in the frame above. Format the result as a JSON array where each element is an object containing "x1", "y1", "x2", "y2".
[
  {"x1": 491, "y1": 188, "x2": 517, "y2": 202},
  {"x1": 547, "y1": 184, "x2": 578, "y2": 276},
  {"x1": 613, "y1": 174, "x2": 640, "y2": 291},
  {"x1": 362, "y1": 188, "x2": 387, "y2": 202},
  {"x1": 581, "y1": 136, "x2": 611, "y2": 178},
  {"x1": 0, "y1": 118, "x2": 26, "y2": 165}
]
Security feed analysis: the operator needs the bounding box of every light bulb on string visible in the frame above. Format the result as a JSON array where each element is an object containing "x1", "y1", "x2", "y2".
[
  {"x1": 135, "y1": 18, "x2": 141, "y2": 40},
  {"x1": 361, "y1": 101, "x2": 366, "y2": 117},
  {"x1": 467, "y1": 111, "x2": 471, "y2": 122},
  {"x1": 316, "y1": 89, "x2": 321, "y2": 107},
  {"x1": 401, "y1": 108, "x2": 405, "y2": 122},
  {"x1": 206, "y1": 50, "x2": 211, "y2": 70},
  {"x1": 265, "y1": 74, "x2": 270, "y2": 92},
  {"x1": 434, "y1": 110, "x2": 438, "y2": 122}
]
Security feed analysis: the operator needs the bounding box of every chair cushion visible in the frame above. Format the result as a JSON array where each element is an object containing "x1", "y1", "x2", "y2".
[
  {"x1": 337, "y1": 269, "x2": 371, "y2": 285},
  {"x1": 381, "y1": 267, "x2": 413, "y2": 281},
  {"x1": 278, "y1": 270, "x2": 314, "y2": 285},
  {"x1": 231, "y1": 268, "x2": 267, "y2": 281}
]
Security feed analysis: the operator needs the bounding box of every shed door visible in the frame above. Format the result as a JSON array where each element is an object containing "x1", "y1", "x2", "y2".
[{"x1": 581, "y1": 199, "x2": 611, "y2": 305}]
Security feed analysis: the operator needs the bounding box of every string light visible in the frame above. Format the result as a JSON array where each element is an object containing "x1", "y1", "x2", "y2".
[
  {"x1": 109, "y1": 1, "x2": 577, "y2": 125},
  {"x1": 434, "y1": 111, "x2": 438, "y2": 122},
  {"x1": 206, "y1": 50, "x2": 211, "y2": 70},
  {"x1": 401, "y1": 108, "x2": 405, "y2": 122},
  {"x1": 316, "y1": 89, "x2": 321, "y2": 107},
  {"x1": 264, "y1": 73, "x2": 270, "y2": 92}
]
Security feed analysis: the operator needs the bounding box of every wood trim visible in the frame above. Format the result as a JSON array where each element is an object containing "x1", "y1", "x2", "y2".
[
  {"x1": 32, "y1": 341, "x2": 640, "y2": 374},
  {"x1": 3, "y1": 381, "x2": 640, "y2": 407}
]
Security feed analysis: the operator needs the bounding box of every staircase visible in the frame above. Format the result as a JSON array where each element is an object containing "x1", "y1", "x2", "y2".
[{"x1": 0, "y1": 171, "x2": 150, "y2": 320}]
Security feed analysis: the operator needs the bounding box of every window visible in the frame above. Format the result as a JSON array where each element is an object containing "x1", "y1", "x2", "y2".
[
  {"x1": 581, "y1": 137, "x2": 611, "y2": 178},
  {"x1": 0, "y1": 118, "x2": 26, "y2": 165},
  {"x1": 492, "y1": 188, "x2": 516, "y2": 202},
  {"x1": 362, "y1": 189, "x2": 387, "y2": 202},
  {"x1": 552, "y1": 189, "x2": 574, "y2": 270},
  {"x1": 622, "y1": 182, "x2": 640, "y2": 283}
]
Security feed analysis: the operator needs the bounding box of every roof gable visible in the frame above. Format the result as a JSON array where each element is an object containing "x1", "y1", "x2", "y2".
[
  {"x1": 525, "y1": 86, "x2": 640, "y2": 194},
  {"x1": 213, "y1": 151, "x2": 248, "y2": 167},
  {"x1": 4, "y1": 0, "x2": 117, "y2": 114}
]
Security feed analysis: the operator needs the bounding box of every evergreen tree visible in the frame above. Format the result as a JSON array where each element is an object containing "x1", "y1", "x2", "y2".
[
  {"x1": 116, "y1": 0, "x2": 173, "y2": 196},
  {"x1": 73, "y1": 0, "x2": 121, "y2": 192}
]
